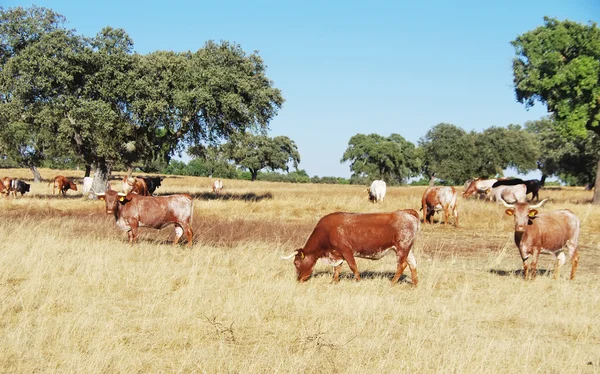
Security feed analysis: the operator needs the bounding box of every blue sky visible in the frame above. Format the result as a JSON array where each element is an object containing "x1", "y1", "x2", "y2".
[{"x1": 5, "y1": 0, "x2": 599, "y2": 178}]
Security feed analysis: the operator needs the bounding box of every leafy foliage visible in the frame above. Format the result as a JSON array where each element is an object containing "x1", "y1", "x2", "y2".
[
  {"x1": 341, "y1": 133, "x2": 420, "y2": 185},
  {"x1": 222, "y1": 133, "x2": 300, "y2": 181}
]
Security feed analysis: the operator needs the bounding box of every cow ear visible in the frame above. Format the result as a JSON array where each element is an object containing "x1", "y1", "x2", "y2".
[
  {"x1": 298, "y1": 250, "x2": 305, "y2": 259},
  {"x1": 505, "y1": 209, "x2": 515, "y2": 216},
  {"x1": 528, "y1": 209, "x2": 538, "y2": 217}
]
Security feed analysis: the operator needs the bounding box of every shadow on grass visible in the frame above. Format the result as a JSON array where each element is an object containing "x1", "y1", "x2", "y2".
[
  {"x1": 312, "y1": 270, "x2": 411, "y2": 283},
  {"x1": 188, "y1": 191, "x2": 274, "y2": 202},
  {"x1": 489, "y1": 268, "x2": 552, "y2": 277}
]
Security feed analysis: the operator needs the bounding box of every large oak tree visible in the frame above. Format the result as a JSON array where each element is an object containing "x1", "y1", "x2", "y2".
[{"x1": 512, "y1": 17, "x2": 600, "y2": 202}]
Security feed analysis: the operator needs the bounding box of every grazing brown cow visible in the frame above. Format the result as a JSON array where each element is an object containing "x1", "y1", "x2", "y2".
[
  {"x1": 122, "y1": 176, "x2": 149, "y2": 196},
  {"x1": 502, "y1": 199, "x2": 580, "y2": 280},
  {"x1": 1, "y1": 177, "x2": 12, "y2": 197},
  {"x1": 97, "y1": 188, "x2": 194, "y2": 246},
  {"x1": 462, "y1": 178, "x2": 498, "y2": 200},
  {"x1": 280, "y1": 209, "x2": 420, "y2": 285},
  {"x1": 212, "y1": 179, "x2": 223, "y2": 194},
  {"x1": 422, "y1": 186, "x2": 458, "y2": 226},
  {"x1": 49, "y1": 175, "x2": 77, "y2": 196}
]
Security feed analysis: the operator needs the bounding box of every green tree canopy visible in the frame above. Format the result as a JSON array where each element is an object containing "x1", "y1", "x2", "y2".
[
  {"x1": 526, "y1": 117, "x2": 599, "y2": 186},
  {"x1": 340, "y1": 133, "x2": 420, "y2": 185},
  {"x1": 222, "y1": 133, "x2": 300, "y2": 181},
  {"x1": 419, "y1": 123, "x2": 539, "y2": 185},
  {"x1": 512, "y1": 17, "x2": 600, "y2": 201}
]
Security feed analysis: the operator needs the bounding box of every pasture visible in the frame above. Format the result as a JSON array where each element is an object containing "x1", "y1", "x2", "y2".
[{"x1": 1, "y1": 168, "x2": 599, "y2": 373}]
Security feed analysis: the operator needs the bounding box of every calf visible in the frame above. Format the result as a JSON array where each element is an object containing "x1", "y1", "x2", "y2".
[
  {"x1": 97, "y1": 188, "x2": 194, "y2": 246},
  {"x1": 366, "y1": 180, "x2": 386, "y2": 203},
  {"x1": 422, "y1": 186, "x2": 458, "y2": 226},
  {"x1": 281, "y1": 209, "x2": 420, "y2": 284},
  {"x1": 122, "y1": 176, "x2": 149, "y2": 196},
  {"x1": 49, "y1": 175, "x2": 77, "y2": 197},
  {"x1": 502, "y1": 199, "x2": 579, "y2": 280},
  {"x1": 212, "y1": 179, "x2": 223, "y2": 194}
]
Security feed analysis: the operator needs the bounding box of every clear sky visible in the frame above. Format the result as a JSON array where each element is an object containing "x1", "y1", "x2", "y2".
[{"x1": 5, "y1": 0, "x2": 599, "y2": 178}]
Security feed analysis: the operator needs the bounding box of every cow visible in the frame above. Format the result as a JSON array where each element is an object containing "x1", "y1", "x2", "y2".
[
  {"x1": 96, "y1": 188, "x2": 194, "y2": 246},
  {"x1": 522, "y1": 175, "x2": 547, "y2": 202},
  {"x1": 502, "y1": 199, "x2": 580, "y2": 280},
  {"x1": 462, "y1": 178, "x2": 498, "y2": 200},
  {"x1": 365, "y1": 180, "x2": 386, "y2": 203},
  {"x1": 49, "y1": 175, "x2": 77, "y2": 196},
  {"x1": 421, "y1": 186, "x2": 458, "y2": 226},
  {"x1": 9, "y1": 179, "x2": 30, "y2": 197},
  {"x1": 212, "y1": 179, "x2": 223, "y2": 194},
  {"x1": 82, "y1": 177, "x2": 93, "y2": 194},
  {"x1": 141, "y1": 176, "x2": 163, "y2": 195},
  {"x1": 122, "y1": 176, "x2": 149, "y2": 196},
  {"x1": 280, "y1": 209, "x2": 420, "y2": 285},
  {"x1": 1, "y1": 177, "x2": 13, "y2": 197},
  {"x1": 489, "y1": 184, "x2": 527, "y2": 204}
]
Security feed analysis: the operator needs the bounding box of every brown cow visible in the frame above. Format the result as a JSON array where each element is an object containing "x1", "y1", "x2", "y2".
[
  {"x1": 462, "y1": 178, "x2": 497, "y2": 200},
  {"x1": 502, "y1": 199, "x2": 580, "y2": 280},
  {"x1": 122, "y1": 176, "x2": 149, "y2": 196},
  {"x1": 422, "y1": 186, "x2": 458, "y2": 226},
  {"x1": 280, "y1": 209, "x2": 420, "y2": 285},
  {"x1": 97, "y1": 188, "x2": 194, "y2": 246},
  {"x1": 0, "y1": 177, "x2": 11, "y2": 197},
  {"x1": 49, "y1": 175, "x2": 77, "y2": 196}
]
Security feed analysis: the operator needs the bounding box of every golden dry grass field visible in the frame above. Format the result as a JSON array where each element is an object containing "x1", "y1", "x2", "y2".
[{"x1": 1, "y1": 168, "x2": 599, "y2": 373}]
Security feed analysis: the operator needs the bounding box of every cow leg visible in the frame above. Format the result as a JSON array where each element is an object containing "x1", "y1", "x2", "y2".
[
  {"x1": 184, "y1": 225, "x2": 193, "y2": 247},
  {"x1": 569, "y1": 249, "x2": 579, "y2": 280},
  {"x1": 553, "y1": 252, "x2": 566, "y2": 279},
  {"x1": 173, "y1": 225, "x2": 183, "y2": 245},
  {"x1": 443, "y1": 207, "x2": 450, "y2": 225},
  {"x1": 340, "y1": 250, "x2": 360, "y2": 281},
  {"x1": 529, "y1": 248, "x2": 541, "y2": 279},
  {"x1": 332, "y1": 264, "x2": 342, "y2": 283},
  {"x1": 453, "y1": 206, "x2": 459, "y2": 227},
  {"x1": 128, "y1": 220, "x2": 139, "y2": 244}
]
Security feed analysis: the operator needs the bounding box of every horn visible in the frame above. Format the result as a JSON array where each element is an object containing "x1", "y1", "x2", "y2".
[
  {"x1": 279, "y1": 250, "x2": 298, "y2": 260},
  {"x1": 117, "y1": 192, "x2": 127, "y2": 197},
  {"x1": 500, "y1": 199, "x2": 515, "y2": 209},
  {"x1": 332, "y1": 259, "x2": 344, "y2": 267},
  {"x1": 529, "y1": 198, "x2": 548, "y2": 210},
  {"x1": 96, "y1": 192, "x2": 105, "y2": 197}
]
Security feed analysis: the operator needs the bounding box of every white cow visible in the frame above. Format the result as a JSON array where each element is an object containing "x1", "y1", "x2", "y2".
[
  {"x1": 82, "y1": 176, "x2": 93, "y2": 194},
  {"x1": 212, "y1": 179, "x2": 223, "y2": 194},
  {"x1": 366, "y1": 180, "x2": 386, "y2": 203},
  {"x1": 490, "y1": 184, "x2": 527, "y2": 204}
]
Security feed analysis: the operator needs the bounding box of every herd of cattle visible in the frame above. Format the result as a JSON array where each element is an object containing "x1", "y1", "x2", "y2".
[
  {"x1": 282, "y1": 176, "x2": 579, "y2": 284},
  {"x1": 0, "y1": 173, "x2": 580, "y2": 284}
]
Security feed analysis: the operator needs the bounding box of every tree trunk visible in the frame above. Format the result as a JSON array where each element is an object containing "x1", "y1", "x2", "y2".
[
  {"x1": 593, "y1": 159, "x2": 600, "y2": 204},
  {"x1": 251, "y1": 170, "x2": 258, "y2": 181},
  {"x1": 29, "y1": 165, "x2": 42, "y2": 183},
  {"x1": 90, "y1": 163, "x2": 111, "y2": 199},
  {"x1": 84, "y1": 165, "x2": 91, "y2": 178}
]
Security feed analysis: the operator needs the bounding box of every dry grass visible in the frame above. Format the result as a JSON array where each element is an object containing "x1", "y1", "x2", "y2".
[{"x1": 1, "y1": 168, "x2": 600, "y2": 373}]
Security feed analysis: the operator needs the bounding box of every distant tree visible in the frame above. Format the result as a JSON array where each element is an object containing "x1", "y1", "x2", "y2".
[
  {"x1": 473, "y1": 124, "x2": 540, "y2": 176},
  {"x1": 419, "y1": 123, "x2": 540, "y2": 185},
  {"x1": 418, "y1": 123, "x2": 478, "y2": 185},
  {"x1": 223, "y1": 133, "x2": 300, "y2": 181},
  {"x1": 341, "y1": 133, "x2": 420, "y2": 185},
  {"x1": 512, "y1": 17, "x2": 600, "y2": 202}
]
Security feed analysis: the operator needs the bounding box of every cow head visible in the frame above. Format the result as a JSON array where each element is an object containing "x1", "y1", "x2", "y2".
[
  {"x1": 503, "y1": 199, "x2": 548, "y2": 233},
  {"x1": 97, "y1": 189, "x2": 131, "y2": 214},
  {"x1": 69, "y1": 181, "x2": 78, "y2": 191},
  {"x1": 280, "y1": 249, "x2": 317, "y2": 282}
]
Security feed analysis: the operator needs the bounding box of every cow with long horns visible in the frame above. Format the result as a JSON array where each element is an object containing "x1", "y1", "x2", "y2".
[
  {"x1": 502, "y1": 199, "x2": 580, "y2": 280},
  {"x1": 281, "y1": 209, "x2": 420, "y2": 285},
  {"x1": 97, "y1": 187, "x2": 194, "y2": 246}
]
